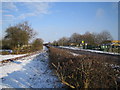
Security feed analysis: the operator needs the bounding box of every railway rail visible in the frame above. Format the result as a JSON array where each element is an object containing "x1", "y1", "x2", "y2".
[{"x1": 0, "y1": 51, "x2": 41, "y2": 64}]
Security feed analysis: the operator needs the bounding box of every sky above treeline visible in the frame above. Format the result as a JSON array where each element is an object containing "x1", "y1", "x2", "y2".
[{"x1": 1, "y1": 2, "x2": 118, "y2": 42}]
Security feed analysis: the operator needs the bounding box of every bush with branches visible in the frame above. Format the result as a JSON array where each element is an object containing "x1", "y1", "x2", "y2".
[{"x1": 48, "y1": 47, "x2": 120, "y2": 88}]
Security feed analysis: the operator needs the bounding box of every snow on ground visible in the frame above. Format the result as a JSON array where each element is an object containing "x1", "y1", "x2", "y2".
[
  {"x1": 0, "y1": 54, "x2": 27, "y2": 61},
  {"x1": 59, "y1": 46, "x2": 120, "y2": 55},
  {"x1": 0, "y1": 46, "x2": 63, "y2": 88},
  {"x1": 81, "y1": 49, "x2": 120, "y2": 55},
  {"x1": 70, "y1": 52, "x2": 79, "y2": 56},
  {"x1": 59, "y1": 46, "x2": 80, "y2": 50}
]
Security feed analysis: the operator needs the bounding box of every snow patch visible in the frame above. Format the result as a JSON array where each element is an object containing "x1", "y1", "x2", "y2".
[
  {"x1": 0, "y1": 54, "x2": 27, "y2": 61},
  {"x1": 70, "y1": 52, "x2": 79, "y2": 56},
  {"x1": 0, "y1": 47, "x2": 63, "y2": 88},
  {"x1": 59, "y1": 46, "x2": 120, "y2": 55}
]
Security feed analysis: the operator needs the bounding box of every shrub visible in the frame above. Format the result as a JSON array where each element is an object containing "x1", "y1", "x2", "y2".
[
  {"x1": 1, "y1": 51, "x2": 10, "y2": 55},
  {"x1": 32, "y1": 38, "x2": 43, "y2": 51},
  {"x1": 48, "y1": 47, "x2": 120, "y2": 88}
]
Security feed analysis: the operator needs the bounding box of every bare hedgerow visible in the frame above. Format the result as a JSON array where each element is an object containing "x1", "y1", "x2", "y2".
[{"x1": 48, "y1": 47, "x2": 120, "y2": 88}]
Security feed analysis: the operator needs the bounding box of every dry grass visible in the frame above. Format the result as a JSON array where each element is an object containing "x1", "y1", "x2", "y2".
[{"x1": 48, "y1": 47, "x2": 120, "y2": 88}]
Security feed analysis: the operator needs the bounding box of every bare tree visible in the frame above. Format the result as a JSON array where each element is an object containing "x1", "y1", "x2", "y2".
[
  {"x1": 4, "y1": 21, "x2": 36, "y2": 50},
  {"x1": 57, "y1": 37, "x2": 69, "y2": 46},
  {"x1": 16, "y1": 21, "x2": 36, "y2": 40},
  {"x1": 32, "y1": 38, "x2": 43, "y2": 51},
  {"x1": 83, "y1": 32, "x2": 96, "y2": 45},
  {"x1": 69, "y1": 33, "x2": 82, "y2": 44},
  {"x1": 95, "y1": 30, "x2": 113, "y2": 45},
  {"x1": 52, "y1": 40, "x2": 58, "y2": 46}
]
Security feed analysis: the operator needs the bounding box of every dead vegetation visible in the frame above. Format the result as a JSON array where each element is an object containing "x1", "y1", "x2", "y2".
[{"x1": 48, "y1": 47, "x2": 120, "y2": 88}]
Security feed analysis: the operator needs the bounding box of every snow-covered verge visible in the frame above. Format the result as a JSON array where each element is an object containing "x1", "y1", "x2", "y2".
[
  {"x1": 59, "y1": 46, "x2": 120, "y2": 55},
  {"x1": 0, "y1": 54, "x2": 27, "y2": 61},
  {"x1": 59, "y1": 46, "x2": 80, "y2": 50},
  {"x1": 70, "y1": 52, "x2": 79, "y2": 56},
  {"x1": 0, "y1": 46, "x2": 63, "y2": 88}
]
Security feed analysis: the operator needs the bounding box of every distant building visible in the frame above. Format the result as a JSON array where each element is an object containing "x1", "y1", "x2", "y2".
[
  {"x1": 111, "y1": 40, "x2": 120, "y2": 47},
  {"x1": 101, "y1": 40, "x2": 120, "y2": 53}
]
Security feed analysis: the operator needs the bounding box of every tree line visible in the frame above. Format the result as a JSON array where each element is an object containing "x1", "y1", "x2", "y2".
[
  {"x1": 1, "y1": 21, "x2": 43, "y2": 54},
  {"x1": 51, "y1": 31, "x2": 113, "y2": 49}
]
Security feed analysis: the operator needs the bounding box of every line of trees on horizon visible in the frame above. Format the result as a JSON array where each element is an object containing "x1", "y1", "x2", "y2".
[
  {"x1": 0, "y1": 21, "x2": 43, "y2": 54},
  {"x1": 51, "y1": 31, "x2": 113, "y2": 49},
  {"x1": 0, "y1": 21, "x2": 115, "y2": 54}
]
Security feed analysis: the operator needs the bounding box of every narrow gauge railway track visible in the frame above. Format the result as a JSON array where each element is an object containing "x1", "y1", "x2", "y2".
[{"x1": 0, "y1": 51, "x2": 41, "y2": 64}]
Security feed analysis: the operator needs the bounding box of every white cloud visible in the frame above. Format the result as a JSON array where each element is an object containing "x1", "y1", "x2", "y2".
[
  {"x1": 3, "y1": 2, "x2": 18, "y2": 11},
  {"x1": 2, "y1": 3, "x2": 16, "y2": 22},
  {"x1": 24, "y1": 2, "x2": 50, "y2": 14},
  {"x1": 96, "y1": 8, "x2": 105, "y2": 18},
  {"x1": 2, "y1": 2, "x2": 51, "y2": 20},
  {"x1": 17, "y1": 13, "x2": 36, "y2": 19},
  {"x1": 18, "y1": 2, "x2": 51, "y2": 19},
  {"x1": 3, "y1": 14, "x2": 15, "y2": 21}
]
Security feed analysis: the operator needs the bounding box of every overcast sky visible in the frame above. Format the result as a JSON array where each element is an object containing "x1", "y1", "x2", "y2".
[{"x1": 1, "y1": 2, "x2": 118, "y2": 42}]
